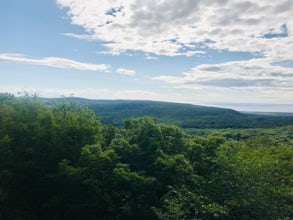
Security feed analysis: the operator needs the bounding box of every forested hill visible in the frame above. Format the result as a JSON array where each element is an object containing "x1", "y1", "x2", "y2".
[
  {"x1": 47, "y1": 98, "x2": 293, "y2": 128},
  {"x1": 0, "y1": 93, "x2": 292, "y2": 219}
]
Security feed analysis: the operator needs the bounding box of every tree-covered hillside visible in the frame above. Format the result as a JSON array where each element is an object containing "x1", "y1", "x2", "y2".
[
  {"x1": 47, "y1": 97, "x2": 293, "y2": 128},
  {"x1": 0, "y1": 94, "x2": 292, "y2": 219}
]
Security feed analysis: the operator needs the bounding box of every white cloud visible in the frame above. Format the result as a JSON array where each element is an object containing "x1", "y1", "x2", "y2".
[
  {"x1": 57, "y1": 0, "x2": 293, "y2": 59},
  {"x1": 62, "y1": 33, "x2": 96, "y2": 41},
  {"x1": 145, "y1": 54, "x2": 158, "y2": 60},
  {"x1": 153, "y1": 58, "x2": 293, "y2": 104},
  {"x1": 116, "y1": 68, "x2": 136, "y2": 76},
  {"x1": 0, "y1": 53, "x2": 110, "y2": 72},
  {"x1": 153, "y1": 58, "x2": 293, "y2": 88}
]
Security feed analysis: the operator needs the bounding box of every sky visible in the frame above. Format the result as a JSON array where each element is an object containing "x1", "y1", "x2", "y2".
[{"x1": 0, "y1": 0, "x2": 292, "y2": 112}]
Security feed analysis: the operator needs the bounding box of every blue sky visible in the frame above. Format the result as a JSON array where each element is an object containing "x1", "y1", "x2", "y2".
[{"x1": 0, "y1": 0, "x2": 292, "y2": 112}]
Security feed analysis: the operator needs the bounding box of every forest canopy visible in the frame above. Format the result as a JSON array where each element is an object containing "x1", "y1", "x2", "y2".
[
  {"x1": 55, "y1": 98, "x2": 293, "y2": 128},
  {"x1": 0, "y1": 93, "x2": 292, "y2": 219}
]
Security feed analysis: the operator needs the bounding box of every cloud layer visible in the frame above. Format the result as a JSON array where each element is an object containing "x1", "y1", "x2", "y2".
[
  {"x1": 0, "y1": 53, "x2": 110, "y2": 72},
  {"x1": 56, "y1": 0, "x2": 293, "y2": 106},
  {"x1": 153, "y1": 58, "x2": 293, "y2": 89},
  {"x1": 57, "y1": 0, "x2": 293, "y2": 59},
  {"x1": 153, "y1": 57, "x2": 293, "y2": 104}
]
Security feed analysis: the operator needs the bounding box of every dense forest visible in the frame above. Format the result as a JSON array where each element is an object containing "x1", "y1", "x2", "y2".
[
  {"x1": 0, "y1": 93, "x2": 292, "y2": 219},
  {"x1": 45, "y1": 98, "x2": 293, "y2": 128}
]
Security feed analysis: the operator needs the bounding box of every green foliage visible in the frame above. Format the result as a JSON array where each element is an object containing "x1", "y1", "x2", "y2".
[
  {"x1": 186, "y1": 126, "x2": 293, "y2": 146},
  {"x1": 0, "y1": 93, "x2": 292, "y2": 219},
  {"x1": 0, "y1": 95, "x2": 103, "y2": 219},
  {"x1": 213, "y1": 142, "x2": 293, "y2": 219},
  {"x1": 154, "y1": 186, "x2": 227, "y2": 220},
  {"x1": 60, "y1": 98, "x2": 293, "y2": 128}
]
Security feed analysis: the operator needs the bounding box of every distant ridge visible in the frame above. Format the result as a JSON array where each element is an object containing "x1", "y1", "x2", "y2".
[
  {"x1": 240, "y1": 111, "x2": 293, "y2": 116},
  {"x1": 45, "y1": 97, "x2": 293, "y2": 128}
]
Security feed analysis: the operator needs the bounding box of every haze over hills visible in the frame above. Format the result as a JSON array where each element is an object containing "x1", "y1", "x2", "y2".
[
  {"x1": 45, "y1": 97, "x2": 293, "y2": 129},
  {"x1": 241, "y1": 111, "x2": 293, "y2": 116}
]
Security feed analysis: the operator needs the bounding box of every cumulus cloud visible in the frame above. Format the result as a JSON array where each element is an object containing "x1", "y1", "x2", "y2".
[
  {"x1": 57, "y1": 0, "x2": 293, "y2": 59},
  {"x1": 153, "y1": 58, "x2": 293, "y2": 90},
  {"x1": 0, "y1": 53, "x2": 110, "y2": 72},
  {"x1": 116, "y1": 68, "x2": 136, "y2": 76}
]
